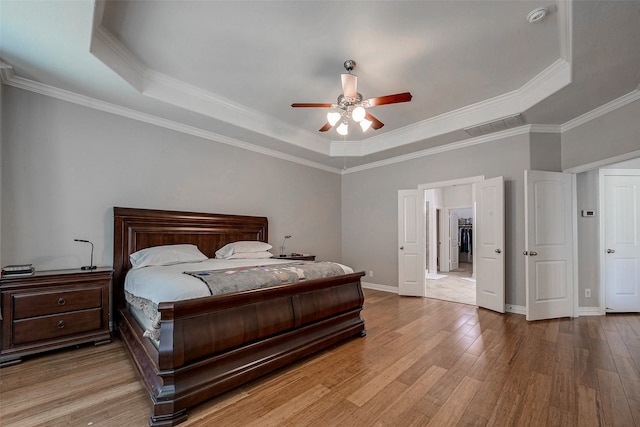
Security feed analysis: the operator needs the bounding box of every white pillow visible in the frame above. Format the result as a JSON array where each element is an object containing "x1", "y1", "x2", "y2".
[
  {"x1": 227, "y1": 251, "x2": 274, "y2": 259},
  {"x1": 215, "y1": 241, "x2": 273, "y2": 259},
  {"x1": 130, "y1": 244, "x2": 208, "y2": 269}
]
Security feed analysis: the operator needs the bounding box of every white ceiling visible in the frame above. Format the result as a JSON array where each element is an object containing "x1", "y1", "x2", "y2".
[{"x1": 1, "y1": 1, "x2": 639, "y2": 171}]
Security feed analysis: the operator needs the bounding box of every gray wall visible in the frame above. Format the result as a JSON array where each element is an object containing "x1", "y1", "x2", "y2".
[
  {"x1": 3, "y1": 82, "x2": 640, "y2": 312},
  {"x1": 576, "y1": 169, "x2": 600, "y2": 307},
  {"x1": 1, "y1": 86, "x2": 343, "y2": 269},
  {"x1": 530, "y1": 132, "x2": 561, "y2": 171},
  {"x1": 342, "y1": 133, "x2": 531, "y2": 306}
]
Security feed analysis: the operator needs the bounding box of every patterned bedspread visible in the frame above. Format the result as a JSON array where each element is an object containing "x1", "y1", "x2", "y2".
[{"x1": 183, "y1": 261, "x2": 346, "y2": 295}]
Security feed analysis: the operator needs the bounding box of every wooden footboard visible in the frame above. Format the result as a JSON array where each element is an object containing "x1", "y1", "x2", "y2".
[{"x1": 117, "y1": 272, "x2": 366, "y2": 426}]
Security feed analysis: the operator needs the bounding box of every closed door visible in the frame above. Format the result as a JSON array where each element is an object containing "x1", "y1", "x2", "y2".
[{"x1": 604, "y1": 173, "x2": 640, "y2": 312}]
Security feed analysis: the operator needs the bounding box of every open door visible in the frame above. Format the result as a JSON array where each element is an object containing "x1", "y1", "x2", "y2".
[
  {"x1": 475, "y1": 176, "x2": 505, "y2": 313},
  {"x1": 449, "y1": 210, "x2": 460, "y2": 271},
  {"x1": 603, "y1": 173, "x2": 640, "y2": 312},
  {"x1": 398, "y1": 189, "x2": 426, "y2": 296},
  {"x1": 524, "y1": 170, "x2": 574, "y2": 321}
]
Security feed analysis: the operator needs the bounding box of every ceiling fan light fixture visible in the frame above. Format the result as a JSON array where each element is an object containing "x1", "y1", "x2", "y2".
[
  {"x1": 359, "y1": 118, "x2": 372, "y2": 132},
  {"x1": 337, "y1": 121, "x2": 349, "y2": 136},
  {"x1": 352, "y1": 106, "x2": 366, "y2": 122},
  {"x1": 327, "y1": 111, "x2": 341, "y2": 126}
]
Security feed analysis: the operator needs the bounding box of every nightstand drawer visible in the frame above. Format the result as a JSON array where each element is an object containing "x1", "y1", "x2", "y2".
[
  {"x1": 13, "y1": 287, "x2": 103, "y2": 319},
  {"x1": 13, "y1": 308, "x2": 103, "y2": 345}
]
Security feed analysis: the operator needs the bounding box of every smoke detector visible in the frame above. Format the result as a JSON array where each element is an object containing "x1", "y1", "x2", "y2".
[{"x1": 527, "y1": 7, "x2": 548, "y2": 23}]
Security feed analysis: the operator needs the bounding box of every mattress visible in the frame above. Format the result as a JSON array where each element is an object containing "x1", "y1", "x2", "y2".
[{"x1": 124, "y1": 258, "x2": 354, "y2": 341}]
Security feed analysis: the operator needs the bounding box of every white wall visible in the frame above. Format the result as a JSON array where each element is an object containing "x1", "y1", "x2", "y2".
[{"x1": 1, "y1": 86, "x2": 343, "y2": 270}]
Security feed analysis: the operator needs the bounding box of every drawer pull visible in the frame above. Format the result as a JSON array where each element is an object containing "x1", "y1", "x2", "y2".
[
  {"x1": 57, "y1": 320, "x2": 65, "y2": 329},
  {"x1": 57, "y1": 297, "x2": 66, "y2": 306}
]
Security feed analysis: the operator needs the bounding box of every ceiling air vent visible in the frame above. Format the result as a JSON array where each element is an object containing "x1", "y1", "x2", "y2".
[{"x1": 464, "y1": 114, "x2": 525, "y2": 137}]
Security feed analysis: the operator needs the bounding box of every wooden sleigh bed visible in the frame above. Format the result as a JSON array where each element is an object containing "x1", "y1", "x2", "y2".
[{"x1": 113, "y1": 207, "x2": 366, "y2": 426}]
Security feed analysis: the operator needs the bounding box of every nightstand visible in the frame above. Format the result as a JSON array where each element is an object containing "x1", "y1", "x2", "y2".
[
  {"x1": 278, "y1": 255, "x2": 316, "y2": 261},
  {"x1": 0, "y1": 267, "x2": 112, "y2": 367}
]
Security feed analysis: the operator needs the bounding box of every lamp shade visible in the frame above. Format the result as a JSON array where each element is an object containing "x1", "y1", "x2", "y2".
[
  {"x1": 359, "y1": 118, "x2": 372, "y2": 132},
  {"x1": 327, "y1": 111, "x2": 341, "y2": 126},
  {"x1": 337, "y1": 121, "x2": 349, "y2": 136},
  {"x1": 352, "y1": 106, "x2": 366, "y2": 122}
]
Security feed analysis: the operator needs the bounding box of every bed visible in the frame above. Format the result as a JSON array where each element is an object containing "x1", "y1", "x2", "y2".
[{"x1": 113, "y1": 207, "x2": 366, "y2": 426}]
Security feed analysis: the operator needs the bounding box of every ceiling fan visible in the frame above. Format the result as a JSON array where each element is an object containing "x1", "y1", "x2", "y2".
[{"x1": 291, "y1": 60, "x2": 412, "y2": 136}]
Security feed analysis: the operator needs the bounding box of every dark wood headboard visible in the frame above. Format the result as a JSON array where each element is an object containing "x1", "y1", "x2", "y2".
[{"x1": 113, "y1": 207, "x2": 268, "y2": 309}]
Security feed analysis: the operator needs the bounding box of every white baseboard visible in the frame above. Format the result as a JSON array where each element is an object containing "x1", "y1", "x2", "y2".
[
  {"x1": 578, "y1": 306, "x2": 603, "y2": 316},
  {"x1": 361, "y1": 282, "x2": 398, "y2": 294}
]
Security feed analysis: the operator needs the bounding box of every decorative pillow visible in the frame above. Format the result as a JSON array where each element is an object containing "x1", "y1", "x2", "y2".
[
  {"x1": 130, "y1": 244, "x2": 208, "y2": 269},
  {"x1": 227, "y1": 251, "x2": 274, "y2": 259},
  {"x1": 215, "y1": 241, "x2": 273, "y2": 259}
]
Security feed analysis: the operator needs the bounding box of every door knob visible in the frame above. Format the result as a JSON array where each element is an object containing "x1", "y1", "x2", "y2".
[
  {"x1": 399, "y1": 246, "x2": 404, "y2": 250},
  {"x1": 523, "y1": 251, "x2": 528, "y2": 256},
  {"x1": 529, "y1": 251, "x2": 538, "y2": 256},
  {"x1": 607, "y1": 249, "x2": 616, "y2": 254},
  {"x1": 495, "y1": 249, "x2": 502, "y2": 254}
]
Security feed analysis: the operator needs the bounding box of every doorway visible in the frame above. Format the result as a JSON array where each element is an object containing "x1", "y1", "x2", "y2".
[
  {"x1": 424, "y1": 184, "x2": 476, "y2": 305},
  {"x1": 400, "y1": 174, "x2": 505, "y2": 313}
]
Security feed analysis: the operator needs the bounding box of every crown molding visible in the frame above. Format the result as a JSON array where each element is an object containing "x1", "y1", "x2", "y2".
[
  {"x1": 0, "y1": 61, "x2": 15, "y2": 82},
  {"x1": 1, "y1": 68, "x2": 341, "y2": 175},
  {"x1": 332, "y1": 58, "x2": 570, "y2": 158},
  {"x1": 342, "y1": 125, "x2": 533, "y2": 174},
  {"x1": 557, "y1": 0, "x2": 573, "y2": 63},
  {"x1": 142, "y1": 69, "x2": 330, "y2": 156},
  {"x1": 5, "y1": 56, "x2": 636, "y2": 178},
  {"x1": 563, "y1": 149, "x2": 640, "y2": 174},
  {"x1": 561, "y1": 89, "x2": 640, "y2": 132},
  {"x1": 529, "y1": 124, "x2": 562, "y2": 133},
  {"x1": 89, "y1": 21, "x2": 329, "y2": 156},
  {"x1": 91, "y1": 8, "x2": 571, "y2": 159}
]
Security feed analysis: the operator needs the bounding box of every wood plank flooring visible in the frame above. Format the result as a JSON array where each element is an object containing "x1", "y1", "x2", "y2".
[{"x1": 1, "y1": 289, "x2": 639, "y2": 426}]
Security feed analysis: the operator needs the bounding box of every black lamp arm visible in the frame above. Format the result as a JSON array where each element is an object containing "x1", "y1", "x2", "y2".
[{"x1": 74, "y1": 239, "x2": 97, "y2": 270}]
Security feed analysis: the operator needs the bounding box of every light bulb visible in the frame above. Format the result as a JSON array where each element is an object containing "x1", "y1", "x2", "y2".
[
  {"x1": 352, "y1": 106, "x2": 366, "y2": 122},
  {"x1": 359, "y1": 118, "x2": 372, "y2": 132},
  {"x1": 327, "y1": 111, "x2": 341, "y2": 126},
  {"x1": 337, "y1": 121, "x2": 349, "y2": 136}
]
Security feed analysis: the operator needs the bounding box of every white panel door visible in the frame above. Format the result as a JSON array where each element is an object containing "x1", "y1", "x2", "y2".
[
  {"x1": 525, "y1": 170, "x2": 574, "y2": 321},
  {"x1": 604, "y1": 174, "x2": 640, "y2": 312},
  {"x1": 398, "y1": 190, "x2": 426, "y2": 296},
  {"x1": 449, "y1": 210, "x2": 460, "y2": 271},
  {"x1": 475, "y1": 176, "x2": 505, "y2": 313}
]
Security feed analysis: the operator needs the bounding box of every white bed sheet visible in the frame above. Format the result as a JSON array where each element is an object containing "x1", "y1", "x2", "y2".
[{"x1": 125, "y1": 258, "x2": 354, "y2": 304}]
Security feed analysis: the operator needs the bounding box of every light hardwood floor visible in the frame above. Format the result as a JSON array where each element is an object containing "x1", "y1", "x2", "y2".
[
  {"x1": 1, "y1": 289, "x2": 639, "y2": 426},
  {"x1": 426, "y1": 262, "x2": 476, "y2": 306}
]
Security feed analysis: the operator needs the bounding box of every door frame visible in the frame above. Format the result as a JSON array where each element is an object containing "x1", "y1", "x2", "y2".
[
  {"x1": 445, "y1": 205, "x2": 474, "y2": 272},
  {"x1": 598, "y1": 168, "x2": 640, "y2": 314},
  {"x1": 420, "y1": 176, "x2": 483, "y2": 274}
]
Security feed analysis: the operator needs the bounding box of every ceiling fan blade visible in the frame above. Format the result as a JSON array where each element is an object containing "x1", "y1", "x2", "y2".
[
  {"x1": 341, "y1": 73, "x2": 357, "y2": 99},
  {"x1": 291, "y1": 103, "x2": 333, "y2": 108},
  {"x1": 365, "y1": 92, "x2": 413, "y2": 107},
  {"x1": 365, "y1": 112, "x2": 384, "y2": 130},
  {"x1": 319, "y1": 122, "x2": 333, "y2": 132}
]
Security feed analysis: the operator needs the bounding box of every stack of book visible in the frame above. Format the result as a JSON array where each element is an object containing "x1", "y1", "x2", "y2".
[{"x1": 1, "y1": 264, "x2": 35, "y2": 278}]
